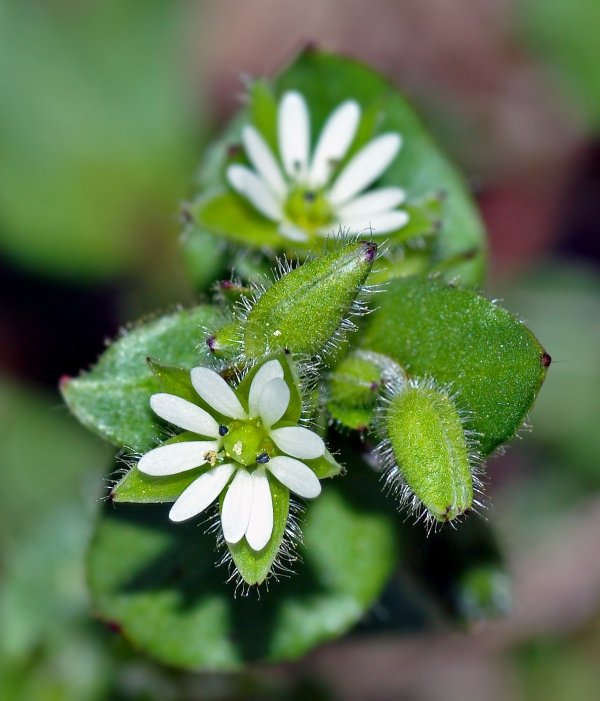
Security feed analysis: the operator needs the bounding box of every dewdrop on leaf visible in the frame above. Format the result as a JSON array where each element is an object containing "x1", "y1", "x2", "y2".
[{"x1": 378, "y1": 378, "x2": 480, "y2": 524}]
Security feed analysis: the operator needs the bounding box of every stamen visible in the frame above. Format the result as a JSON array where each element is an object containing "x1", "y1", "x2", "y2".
[
  {"x1": 256, "y1": 452, "x2": 270, "y2": 464},
  {"x1": 218, "y1": 425, "x2": 229, "y2": 436}
]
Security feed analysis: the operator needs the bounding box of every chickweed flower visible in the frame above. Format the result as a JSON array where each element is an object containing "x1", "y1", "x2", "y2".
[
  {"x1": 227, "y1": 91, "x2": 409, "y2": 242},
  {"x1": 138, "y1": 360, "x2": 325, "y2": 551}
]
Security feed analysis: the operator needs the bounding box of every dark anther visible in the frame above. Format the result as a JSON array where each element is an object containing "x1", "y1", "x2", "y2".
[
  {"x1": 219, "y1": 425, "x2": 229, "y2": 436},
  {"x1": 303, "y1": 190, "x2": 316, "y2": 202},
  {"x1": 256, "y1": 452, "x2": 270, "y2": 464},
  {"x1": 227, "y1": 143, "x2": 242, "y2": 159},
  {"x1": 541, "y1": 352, "x2": 552, "y2": 368}
]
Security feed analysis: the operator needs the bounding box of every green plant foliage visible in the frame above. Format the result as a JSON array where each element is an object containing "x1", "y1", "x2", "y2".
[
  {"x1": 361, "y1": 276, "x2": 549, "y2": 455},
  {"x1": 88, "y1": 470, "x2": 397, "y2": 669},
  {"x1": 61, "y1": 306, "x2": 221, "y2": 452}
]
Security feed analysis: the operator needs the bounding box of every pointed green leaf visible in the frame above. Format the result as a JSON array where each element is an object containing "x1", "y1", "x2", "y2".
[
  {"x1": 191, "y1": 192, "x2": 283, "y2": 249},
  {"x1": 361, "y1": 276, "x2": 550, "y2": 455},
  {"x1": 61, "y1": 306, "x2": 220, "y2": 452},
  {"x1": 305, "y1": 448, "x2": 344, "y2": 480}
]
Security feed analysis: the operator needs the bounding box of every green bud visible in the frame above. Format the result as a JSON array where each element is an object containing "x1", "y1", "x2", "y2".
[
  {"x1": 205, "y1": 322, "x2": 241, "y2": 360},
  {"x1": 328, "y1": 350, "x2": 405, "y2": 430},
  {"x1": 243, "y1": 240, "x2": 377, "y2": 358},
  {"x1": 382, "y1": 380, "x2": 475, "y2": 522}
]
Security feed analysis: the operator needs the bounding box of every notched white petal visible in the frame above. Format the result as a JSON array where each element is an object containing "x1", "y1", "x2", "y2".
[
  {"x1": 279, "y1": 91, "x2": 310, "y2": 180},
  {"x1": 245, "y1": 468, "x2": 273, "y2": 551},
  {"x1": 258, "y1": 377, "x2": 290, "y2": 428},
  {"x1": 336, "y1": 186, "x2": 406, "y2": 219},
  {"x1": 138, "y1": 440, "x2": 218, "y2": 476},
  {"x1": 248, "y1": 360, "x2": 284, "y2": 418},
  {"x1": 169, "y1": 463, "x2": 235, "y2": 522},
  {"x1": 328, "y1": 133, "x2": 402, "y2": 206},
  {"x1": 150, "y1": 393, "x2": 220, "y2": 438},
  {"x1": 340, "y1": 209, "x2": 409, "y2": 235},
  {"x1": 190, "y1": 367, "x2": 247, "y2": 420},
  {"x1": 242, "y1": 125, "x2": 287, "y2": 197},
  {"x1": 309, "y1": 100, "x2": 360, "y2": 187},
  {"x1": 270, "y1": 426, "x2": 325, "y2": 459},
  {"x1": 227, "y1": 164, "x2": 283, "y2": 221},
  {"x1": 268, "y1": 456, "x2": 322, "y2": 499},
  {"x1": 221, "y1": 469, "x2": 253, "y2": 544}
]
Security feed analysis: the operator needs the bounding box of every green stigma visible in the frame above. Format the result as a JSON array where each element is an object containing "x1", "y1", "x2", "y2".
[
  {"x1": 222, "y1": 420, "x2": 273, "y2": 467},
  {"x1": 284, "y1": 187, "x2": 334, "y2": 233}
]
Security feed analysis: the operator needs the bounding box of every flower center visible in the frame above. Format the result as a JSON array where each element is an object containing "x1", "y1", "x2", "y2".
[
  {"x1": 284, "y1": 187, "x2": 334, "y2": 233},
  {"x1": 222, "y1": 420, "x2": 273, "y2": 467}
]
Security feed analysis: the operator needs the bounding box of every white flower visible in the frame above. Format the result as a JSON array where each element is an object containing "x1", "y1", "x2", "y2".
[
  {"x1": 227, "y1": 90, "x2": 409, "y2": 243},
  {"x1": 138, "y1": 360, "x2": 325, "y2": 551}
]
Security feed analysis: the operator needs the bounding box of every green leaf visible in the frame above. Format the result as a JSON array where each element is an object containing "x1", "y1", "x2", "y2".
[
  {"x1": 305, "y1": 448, "x2": 344, "y2": 480},
  {"x1": 244, "y1": 240, "x2": 376, "y2": 358},
  {"x1": 361, "y1": 276, "x2": 549, "y2": 455},
  {"x1": 190, "y1": 192, "x2": 284, "y2": 249},
  {"x1": 61, "y1": 306, "x2": 221, "y2": 452},
  {"x1": 88, "y1": 468, "x2": 397, "y2": 669},
  {"x1": 225, "y1": 475, "x2": 290, "y2": 586},
  {"x1": 187, "y1": 50, "x2": 487, "y2": 285}
]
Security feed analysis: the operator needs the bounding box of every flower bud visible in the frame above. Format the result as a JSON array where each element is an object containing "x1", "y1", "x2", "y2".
[
  {"x1": 381, "y1": 379, "x2": 476, "y2": 522},
  {"x1": 244, "y1": 240, "x2": 376, "y2": 358}
]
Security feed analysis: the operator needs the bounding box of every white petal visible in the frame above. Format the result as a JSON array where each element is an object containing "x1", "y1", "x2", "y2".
[
  {"x1": 150, "y1": 393, "x2": 220, "y2": 438},
  {"x1": 248, "y1": 360, "x2": 284, "y2": 418},
  {"x1": 309, "y1": 100, "x2": 360, "y2": 187},
  {"x1": 279, "y1": 223, "x2": 309, "y2": 242},
  {"x1": 328, "y1": 133, "x2": 402, "y2": 206},
  {"x1": 245, "y1": 468, "x2": 273, "y2": 551},
  {"x1": 336, "y1": 186, "x2": 406, "y2": 219},
  {"x1": 190, "y1": 367, "x2": 247, "y2": 420},
  {"x1": 268, "y1": 456, "x2": 321, "y2": 499},
  {"x1": 227, "y1": 165, "x2": 283, "y2": 221},
  {"x1": 340, "y1": 210, "x2": 409, "y2": 235},
  {"x1": 138, "y1": 440, "x2": 218, "y2": 476},
  {"x1": 242, "y1": 125, "x2": 287, "y2": 197},
  {"x1": 278, "y1": 91, "x2": 310, "y2": 180},
  {"x1": 258, "y1": 377, "x2": 290, "y2": 428},
  {"x1": 169, "y1": 463, "x2": 234, "y2": 522},
  {"x1": 221, "y1": 469, "x2": 253, "y2": 543},
  {"x1": 270, "y1": 426, "x2": 325, "y2": 459}
]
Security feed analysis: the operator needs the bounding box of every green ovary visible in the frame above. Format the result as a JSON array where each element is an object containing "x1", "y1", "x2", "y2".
[
  {"x1": 284, "y1": 187, "x2": 335, "y2": 233},
  {"x1": 222, "y1": 420, "x2": 274, "y2": 467}
]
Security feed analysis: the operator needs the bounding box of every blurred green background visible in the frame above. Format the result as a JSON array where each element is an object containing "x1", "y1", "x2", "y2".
[{"x1": 1, "y1": 0, "x2": 599, "y2": 699}]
